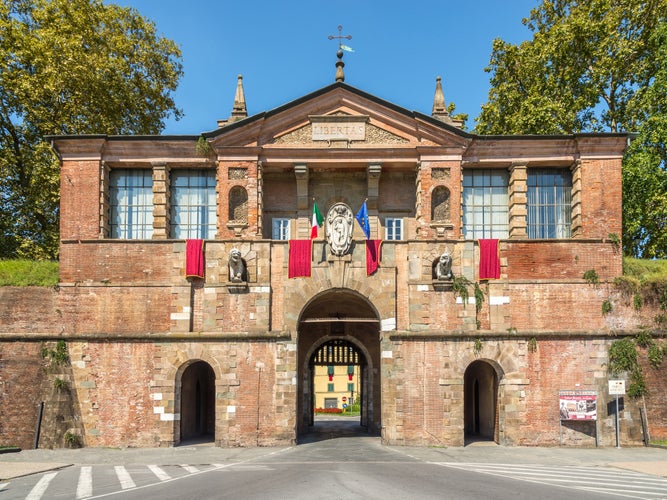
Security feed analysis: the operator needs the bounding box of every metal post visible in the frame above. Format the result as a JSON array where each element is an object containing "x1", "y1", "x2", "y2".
[
  {"x1": 34, "y1": 401, "x2": 44, "y2": 449},
  {"x1": 615, "y1": 394, "x2": 621, "y2": 448}
]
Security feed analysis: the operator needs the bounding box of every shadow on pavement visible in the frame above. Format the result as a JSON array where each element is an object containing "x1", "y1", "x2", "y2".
[{"x1": 299, "y1": 415, "x2": 376, "y2": 444}]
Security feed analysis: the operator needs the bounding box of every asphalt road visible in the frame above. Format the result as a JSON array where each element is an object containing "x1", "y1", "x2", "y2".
[{"x1": 5, "y1": 434, "x2": 667, "y2": 499}]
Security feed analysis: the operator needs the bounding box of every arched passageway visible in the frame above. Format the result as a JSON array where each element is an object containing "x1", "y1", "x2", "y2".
[
  {"x1": 179, "y1": 360, "x2": 215, "y2": 443},
  {"x1": 464, "y1": 360, "x2": 499, "y2": 443},
  {"x1": 297, "y1": 289, "x2": 381, "y2": 441}
]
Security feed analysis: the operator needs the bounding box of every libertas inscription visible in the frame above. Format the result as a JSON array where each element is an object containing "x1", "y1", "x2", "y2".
[{"x1": 310, "y1": 115, "x2": 368, "y2": 141}]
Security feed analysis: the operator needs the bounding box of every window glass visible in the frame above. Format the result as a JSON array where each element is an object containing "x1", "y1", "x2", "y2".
[
  {"x1": 527, "y1": 169, "x2": 572, "y2": 238},
  {"x1": 385, "y1": 217, "x2": 403, "y2": 240},
  {"x1": 272, "y1": 218, "x2": 290, "y2": 240},
  {"x1": 109, "y1": 169, "x2": 153, "y2": 239},
  {"x1": 462, "y1": 169, "x2": 509, "y2": 239},
  {"x1": 170, "y1": 170, "x2": 216, "y2": 239}
]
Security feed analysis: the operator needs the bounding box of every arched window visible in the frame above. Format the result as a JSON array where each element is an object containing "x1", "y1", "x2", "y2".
[
  {"x1": 431, "y1": 186, "x2": 450, "y2": 222},
  {"x1": 228, "y1": 186, "x2": 248, "y2": 223}
]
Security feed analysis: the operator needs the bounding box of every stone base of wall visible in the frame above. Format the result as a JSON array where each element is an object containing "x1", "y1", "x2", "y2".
[{"x1": 1, "y1": 337, "x2": 664, "y2": 449}]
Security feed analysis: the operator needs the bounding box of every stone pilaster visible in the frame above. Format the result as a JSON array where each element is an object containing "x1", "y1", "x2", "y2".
[
  {"x1": 367, "y1": 163, "x2": 381, "y2": 238},
  {"x1": 294, "y1": 164, "x2": 309, "y2": 239},
  {"x1": 99, "y1": 161, "x2": 110, "y2": 238},
  {"x1": 152, "y1": 162, "x2": 169, "y2": 239},
  {"x1": 509, "y1": 162, "x2": 527, "y2": 239},
  {"x1": 570, "y1": 160, "x2": 582, "y2": 237}
]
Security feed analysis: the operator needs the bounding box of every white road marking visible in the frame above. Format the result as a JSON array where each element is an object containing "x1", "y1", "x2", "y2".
[
  {"x1": 147, "y1": 464, "x2": 171, "y2": 481},
  {"x1": 114, "y1": 466, "x2": 136, "y2": 489},
  {"x1": 180, "y1": 464, "x2": 199, "y2": 474},
  {"x1": 25, "y1": 472, "x2": 58, "y2": 500},
  {"x1": 76, "y1": 466, "x2": 93, "y2": 499}
]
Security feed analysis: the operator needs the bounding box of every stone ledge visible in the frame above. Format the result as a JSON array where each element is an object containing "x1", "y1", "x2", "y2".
[{"x1": 0, "y1": 331, "x2": 292, "y2": 341}]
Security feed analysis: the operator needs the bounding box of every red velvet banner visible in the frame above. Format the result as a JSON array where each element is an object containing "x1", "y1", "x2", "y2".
[
  {"x1": 366, "y1": 240, "x2": 382, "y2": 276},
  {"x1": 288, "y1": 240, "x2": 312, "y2": 278},
  {"x1": 479, "y1": 239, "x2": 500, "y2": 279},
  {"x1": 185, "y1": 239, "x2": 205, "y2": 278}
]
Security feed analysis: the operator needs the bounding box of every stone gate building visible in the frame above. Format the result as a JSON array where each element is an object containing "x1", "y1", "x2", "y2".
[{"x1": 2, "y1": 63, "x2": 665, "y2": 450}]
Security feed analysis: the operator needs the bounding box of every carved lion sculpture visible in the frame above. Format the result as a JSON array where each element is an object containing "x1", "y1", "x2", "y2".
[
  {"x1": 435, "y1": 250, "x2": 453, "y2": 280},
  {"x1": 228, "y1": 248, "x2": 245, "y2": 283}
]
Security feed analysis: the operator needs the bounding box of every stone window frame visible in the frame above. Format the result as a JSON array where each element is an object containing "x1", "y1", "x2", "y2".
[
  {"x1": 526, "y1": 167, "x2": 573, "y2": 239},
  {"x1": 462, "y1": 168, "x2": 510, "y2": 240},
  {"x1": 169, "y1": 168, "x2": 217, "y2": 240},
  {"x1": 106, "y1": 167, "x2": 154, "y2": 239}
]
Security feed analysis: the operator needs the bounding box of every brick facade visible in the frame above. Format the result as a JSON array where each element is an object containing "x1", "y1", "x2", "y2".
[{"x1": 1, "y1": 82, "x2": 664, "y2": 450}]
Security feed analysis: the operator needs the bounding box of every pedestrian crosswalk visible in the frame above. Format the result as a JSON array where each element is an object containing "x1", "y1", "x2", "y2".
[
  {"x1": 433, "y1": 462, "x2": 667, "y2": 499},
  {"x1": 2, "y1": 463, "x2": 229, "y2": 500}
]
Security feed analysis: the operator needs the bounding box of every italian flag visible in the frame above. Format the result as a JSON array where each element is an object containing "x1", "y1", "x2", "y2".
[{"x1": 311, "y1": 201, "x2": 324, "y2": 239}]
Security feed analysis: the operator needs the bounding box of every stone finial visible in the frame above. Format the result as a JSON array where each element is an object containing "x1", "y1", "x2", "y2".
[
  {"x1": 335, "y1": 50, "x2": 345, "y2": 82},
  {"x1": 432, "y1": 76, "x2": 452, "y2": 123},
  {"x1": 230, "y1": 74, "x2": 248, "y2": 121}
]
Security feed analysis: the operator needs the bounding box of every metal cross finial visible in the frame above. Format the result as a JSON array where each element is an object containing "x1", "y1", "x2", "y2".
[{"x1": 328, "y1": 25, "x2": 352, "y2": 49}]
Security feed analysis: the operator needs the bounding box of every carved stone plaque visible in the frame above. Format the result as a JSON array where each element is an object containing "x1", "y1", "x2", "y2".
[
  {"x1": 326, "y1": 203, "x2": 354, "y2": 256},
  {"x1": 311, "y1": 115, "x2": 367, "y2": 141}
]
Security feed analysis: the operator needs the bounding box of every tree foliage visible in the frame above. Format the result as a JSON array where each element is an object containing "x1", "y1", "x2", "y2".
[
  {"x1": 475, "y1": 0, "x2": 667, "y2": 257},
  {"x1": 0, "y1": 0, "x2": 183, "y2": 259}
]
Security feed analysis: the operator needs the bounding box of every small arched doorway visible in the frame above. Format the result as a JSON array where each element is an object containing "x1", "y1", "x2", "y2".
[
  {"x1": 179, "y1": 360, "x2": 215, "y2": 443},
  {"x1": 464, "y1": 360, "x2": 499, "y2": 443},
  {"x1": 297, "y1": 289, "x2": 381, "y2": 441}
]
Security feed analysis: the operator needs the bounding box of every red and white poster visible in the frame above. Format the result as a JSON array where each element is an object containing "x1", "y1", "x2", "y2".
[{"x1": 559, "y1": 391, "x2": 597, "y2": 420}]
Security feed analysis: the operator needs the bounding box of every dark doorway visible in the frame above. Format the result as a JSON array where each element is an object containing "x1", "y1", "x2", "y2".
[
  {"x1": 180, "y1": 361, "x2": 215, "y2": 443},
  {"x1": 464, "y1": 360, "x2": 498, "y2": 443}
]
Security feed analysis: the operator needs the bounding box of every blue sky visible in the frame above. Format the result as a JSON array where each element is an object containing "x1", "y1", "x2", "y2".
[{"x1": 113, "y1": 1, "x2": 538, "y2": 135}]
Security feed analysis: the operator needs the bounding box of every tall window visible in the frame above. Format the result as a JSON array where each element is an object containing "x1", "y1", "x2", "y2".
[
  {"x1": 385, "y1": 217, "x2": 403, "y2": 240},
  {"x1": 462, "y1": 169, "x2": 509, "y2": 239},
  {"x1": 170, "y1": 170, "x2": 216, "y2": 239},
  {"x1": 527, "y1": 169, "x2": 572, "y2": 239},
  {"x1": 272, "y1": 218, "x2": 290, "y2": 240},
  {"x1": 109, "y1": 169, "x2": 153, "y2": 239}
]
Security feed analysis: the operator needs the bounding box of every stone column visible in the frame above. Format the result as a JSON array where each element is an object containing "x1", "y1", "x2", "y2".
[
  {"x1": 508, "y1": 162, "x2": 527, "y2": 239},
  {"x1": 152, "y1": 162, "x2": 169, "y2": 239}
]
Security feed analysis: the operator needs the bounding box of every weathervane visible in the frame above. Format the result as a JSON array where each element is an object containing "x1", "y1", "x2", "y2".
[
  {"x1": 328, "y1": 25, "x2": 353, "y2": 82},
  {"x1": 328, "y1": 25, "x2": 352, "y2": 50}
]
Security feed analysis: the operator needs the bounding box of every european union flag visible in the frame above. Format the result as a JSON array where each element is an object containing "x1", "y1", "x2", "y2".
[{"x1": 355, "y1": 200, "x2": 370, "y2": 239}]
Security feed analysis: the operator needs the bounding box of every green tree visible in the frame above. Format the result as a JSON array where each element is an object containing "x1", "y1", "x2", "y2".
[
  {"x1": 475, "y1": 0, "x2": 667, "y2": 257},
  {"x1": 0, "y1": 0, "x2": 183, "y2": 259}
]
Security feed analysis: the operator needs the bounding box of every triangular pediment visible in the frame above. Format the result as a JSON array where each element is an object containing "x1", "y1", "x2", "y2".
[{"x1": 203, "y1": 83, "x2": 471, "y2": 150}]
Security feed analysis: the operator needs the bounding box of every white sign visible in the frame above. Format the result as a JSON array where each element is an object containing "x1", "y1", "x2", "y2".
[{"x1": 609, "y1": 380, "x2": 626, "y2": 395}]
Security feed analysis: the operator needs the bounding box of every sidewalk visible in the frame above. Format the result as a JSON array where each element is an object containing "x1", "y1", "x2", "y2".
[{"x1": 2, "y1": 441, "x2": 666, "y2": 481}]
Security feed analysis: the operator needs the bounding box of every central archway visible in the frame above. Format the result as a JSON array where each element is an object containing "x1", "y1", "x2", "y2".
[{"x1": 296, "y1": 289, "x2": 381, "y2": 441}]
